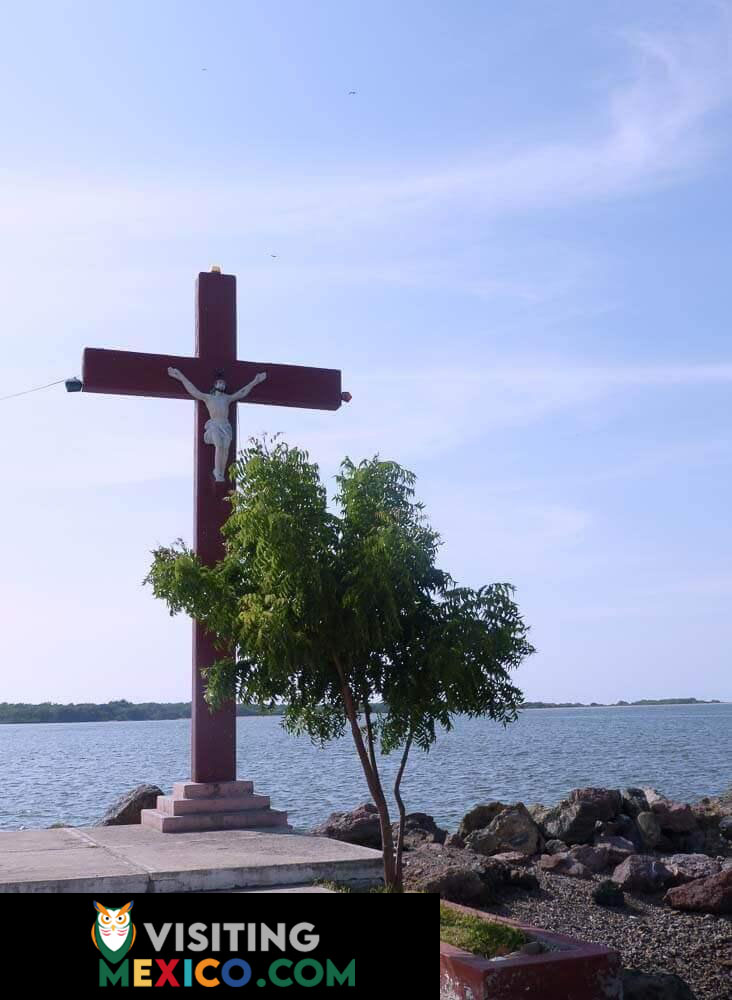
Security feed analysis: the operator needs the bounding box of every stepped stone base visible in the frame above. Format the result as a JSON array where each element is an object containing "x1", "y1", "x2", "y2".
[{"x1": 141, "y1": 780, "x2": 290, "y2": 834}]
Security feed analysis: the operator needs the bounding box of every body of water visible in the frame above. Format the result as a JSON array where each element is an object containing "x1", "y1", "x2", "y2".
[{"x1": 1, "y1": 703, "x2": 729, "y2": 832}]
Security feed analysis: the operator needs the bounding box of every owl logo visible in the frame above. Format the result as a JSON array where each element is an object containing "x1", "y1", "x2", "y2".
[{"x1": 91, "y1": 900, "x2": 136, "y2": 964}]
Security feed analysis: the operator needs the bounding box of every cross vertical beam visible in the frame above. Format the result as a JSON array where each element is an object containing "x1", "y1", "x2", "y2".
[{"x1": 192, "y1": 272, "x2": 237, "y2": 783}]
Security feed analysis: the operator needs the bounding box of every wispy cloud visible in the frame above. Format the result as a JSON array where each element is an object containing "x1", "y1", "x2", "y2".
[{"x1": 1, "y1": 16, "x2": 730, "y2": 246}]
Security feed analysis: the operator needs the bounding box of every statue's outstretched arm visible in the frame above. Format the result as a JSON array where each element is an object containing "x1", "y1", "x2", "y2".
[
  {"x1": 168, "y1": 367, "x2": 207, "y2": 401},
  {"x1": 230, "y1": 371, "x2": 267, "y2": 402}
]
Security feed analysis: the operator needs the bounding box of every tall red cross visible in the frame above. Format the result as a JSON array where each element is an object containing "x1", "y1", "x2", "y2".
[{"x1": 81, "y1": 269, "x2": 347, "y2": 784}]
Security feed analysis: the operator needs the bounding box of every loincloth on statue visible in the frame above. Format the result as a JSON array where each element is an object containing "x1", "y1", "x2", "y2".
[{"x1": 203, "y1": 418, "x2": 233, "y2": 448}]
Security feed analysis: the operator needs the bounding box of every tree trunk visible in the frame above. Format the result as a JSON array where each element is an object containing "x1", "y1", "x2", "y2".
[
  {"x1": 393, "y1": 732, "x2": 412, "y2": 888},
  {"x1": 334, "y1": 657, "x2": 397, "y2": 888}
]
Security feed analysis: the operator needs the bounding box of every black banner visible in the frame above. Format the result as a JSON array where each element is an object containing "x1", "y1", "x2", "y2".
[{"x1": 2, "y1": 891, "x2": 435, "y2": 994}]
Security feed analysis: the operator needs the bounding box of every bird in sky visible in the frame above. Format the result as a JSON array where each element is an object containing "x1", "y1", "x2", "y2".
[
  {"x1": 348, "y1": 90, "x2": 357, "y2": 95},
  {"x1": 270, "y1": 254, "x2": 278, "y2": 258}
]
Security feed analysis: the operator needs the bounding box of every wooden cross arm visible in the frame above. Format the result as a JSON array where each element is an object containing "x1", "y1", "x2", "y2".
[{"x1": 81, "y1": 348, "x2": 344, "y2": 410}]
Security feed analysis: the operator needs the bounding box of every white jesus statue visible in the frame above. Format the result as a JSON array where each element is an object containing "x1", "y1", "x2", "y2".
[{"x1": 168, "y1": 367, "x2": 267, "y2": 481}]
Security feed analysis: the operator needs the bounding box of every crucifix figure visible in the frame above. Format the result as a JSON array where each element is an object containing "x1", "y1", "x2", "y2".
[
  {"x1": 79, "y1": 269, "x2": 348, "y2": 817},
  {"x1": 168, "y1": 367, "x2": 267, "y2": 481}
]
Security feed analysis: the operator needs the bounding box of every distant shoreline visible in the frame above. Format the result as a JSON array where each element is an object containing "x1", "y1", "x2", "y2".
[
  {"x1": 521, "y1": 698, "x2": 724, "y2": 709},
  {"x1": 0, "y1": 697, "x2": 725, "y2": 725}
]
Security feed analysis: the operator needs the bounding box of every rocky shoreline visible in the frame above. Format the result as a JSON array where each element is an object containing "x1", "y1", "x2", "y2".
[{"x1": 313, "y1": 786, "x2": 732, "y2": 999}]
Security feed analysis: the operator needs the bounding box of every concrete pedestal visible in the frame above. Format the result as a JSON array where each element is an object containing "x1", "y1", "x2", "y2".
[{"x1": 141, "y1": 780, "x2": 289, "y2": 833}]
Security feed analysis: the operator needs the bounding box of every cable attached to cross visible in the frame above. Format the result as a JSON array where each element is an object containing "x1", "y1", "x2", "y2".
[{"x1": 0, "y1": 377, "x2": 82, "y2": 403}]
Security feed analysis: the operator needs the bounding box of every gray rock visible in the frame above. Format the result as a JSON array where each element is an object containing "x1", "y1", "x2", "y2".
[
  {"x1": 663, "y1": 853, "x2": 721, "y2": 885},
  {"x1": 95, "y1": 784, "x2": 163, "y2": 826},
  {"x1": 444, "y1": 832, "x2": 465, "y2": 849},
  {"x1": 465, "y1": 803, "x2": 541, "y2": 857},
  {"x1": 622, "y1": 788, "x2": 650, "y2": 818},
  {"x1": 508, "y1": 869, "x2": 540, "y2": 890},
  {"x1": 568, "y1": 844, "x2": 612, "y2": 873},
  {"x1": 651, "y1": 800, "x2": 697, "y2": 834},
  {"x1": 641, "y1": 787, "x2": 667, "y2": 809},
  {"x1": 544, "y1": 838, "x2": 568, "y2": 855},
  {"x1": 611, "y1": 854, "x2": 673, "y2": 893},
  {"x1": 677, "y1": 829, "x2": 706, "y2": 854},
  {"x1": 311, "y1": 802, "x2": 382, "y2": 848},
  {"x1": 594, "y1": 834, "x2": 637, "y2": 865},
  {"x1": 492, "y1": 851, "x2": 535, "y2": 867},
  {"x1": 392, "y1": 812, "x2": 447, "y2": 851},
  {"x1": 457, "y1": 801, "x2": 506, "y2": 839},
  {"x1": 637, "y1": 811, "x2": 662, "y2": 848},
  {"x1": 719, "y1": 816, "x2": 732, "y2": 841},
  {"x1": 542, "y1": 799, "x2": 598, "y2": 845},
  {"x1": 527, "y1": 802, "x2": 551, "y2": 828},
  {"x1": 598, "y1": 811, "x2": 636, "y2": 837},
  {"x1": 403, "y1": 845, "x2": 509, "y2": 903},
  {"x1": 622, "y1": 969, "x2": 696, "y2": 1000},
  {"x1": 569, "y1": 787, "x2": 622, "y2": 821},
  {"x1": 538, "y1": 853, "x2": 593, "y2": 879}
]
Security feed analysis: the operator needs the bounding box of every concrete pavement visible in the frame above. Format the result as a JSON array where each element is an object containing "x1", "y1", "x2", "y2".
[{"x1": 0, "y1": 825, "x2": 382, "y2": 893}]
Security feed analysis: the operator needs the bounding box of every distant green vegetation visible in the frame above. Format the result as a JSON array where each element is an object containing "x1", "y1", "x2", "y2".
[
  {"x1": 521, "y1": 698, "x2": 722, "y2": 709},
  {"x1": 440, "y1": 904, "x2": 527, "y2": 958},
  {"x1": 0, "y1": 696, "x2": 721, "y2": 725},
  {"x1": 0, "y1": 699, "x2": 281, "y2": 724}
]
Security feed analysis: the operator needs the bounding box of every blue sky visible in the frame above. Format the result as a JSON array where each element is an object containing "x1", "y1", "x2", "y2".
[{"x1": 2, "y1": 1, "x2": 731, "y2": 704}]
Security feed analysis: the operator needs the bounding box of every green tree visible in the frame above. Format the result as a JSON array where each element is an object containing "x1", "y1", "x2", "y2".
[{"x1": 145, "y1": 437, "x2": 534, "y2": 889}]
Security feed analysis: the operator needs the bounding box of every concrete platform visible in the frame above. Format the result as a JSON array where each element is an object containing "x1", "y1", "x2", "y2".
[{"x1": 0, "y1": 825, "x2": 383, "y2": 893}]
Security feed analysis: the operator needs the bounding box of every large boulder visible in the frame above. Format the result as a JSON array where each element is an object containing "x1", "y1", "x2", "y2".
[
  {"x1": 650, "y1": 799, "x2": 697, "y2": 834},
  {"x1": 95, "y1": 784, "x2": 163, "y2": 826},
  {"x1": 611, "y1": 855, "x2": 673, "y2": 893},
  {"x1": 568, "y1": 844, "x2": 612, "y2": 873},
  {"x1": 457, "y1": 801, "x2": 506, "y2": 839},
  {"x1": 622, "y1": 788, "x2": 650, "y2": 818},
  {"x1": 538, "y1": 853, "x2": 593, "y2": 879},
  {"x1": 689, "y1": 788, "x2": 732, "y2": 856},
  {"x1": 636, "y1": 811, "x2": 662, "y2": 849},
  {"x1": 465, "y1": 804, "x2": 541, "y2": 857},
  {"x1": 527, "y1": 803, "x2": 552, "y2": 827},
  {"x1": 542, "y1": 799, "x2": 598, "y2": 845},
  {"x1": 311, "y1": 802, "x2": 381, "y2": 848},
  {"x1": 569, "y1": 787, "x2": 621, "y2": 821},
  {"x1": 622, "y1": 969, "x2": 696, "y2": 1000},
  {"x1": 594, "y1": 834, "x2": 637, "y2": 866},
  {"x1": 641, "y1": 788, "x2": 667, "y2": 808},
  {"x1": 392, "y1": 812, "x2": 447, "y2": 851},
  {"x1": 402, "y1": 845, "x2": 509, "y2": 903},
  {"x1": 598, "y1": 812, "x2": 637, "y2": 839},
  {"x1": 664, "y1": 867, "x2": 732, "y2": 914},
  {"x1": 663, "y1": 853, "x2": 721, "y2": 885}
]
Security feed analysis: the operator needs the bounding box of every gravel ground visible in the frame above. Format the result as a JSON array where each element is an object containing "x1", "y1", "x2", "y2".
[{"x1": 476, "y1": 868, "x2": 732, "y2": 1000}]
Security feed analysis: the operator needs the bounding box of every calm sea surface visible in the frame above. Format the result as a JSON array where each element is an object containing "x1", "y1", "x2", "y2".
[{"x1": 1, "y1": 704, "x2": 729, "y2": 833}]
